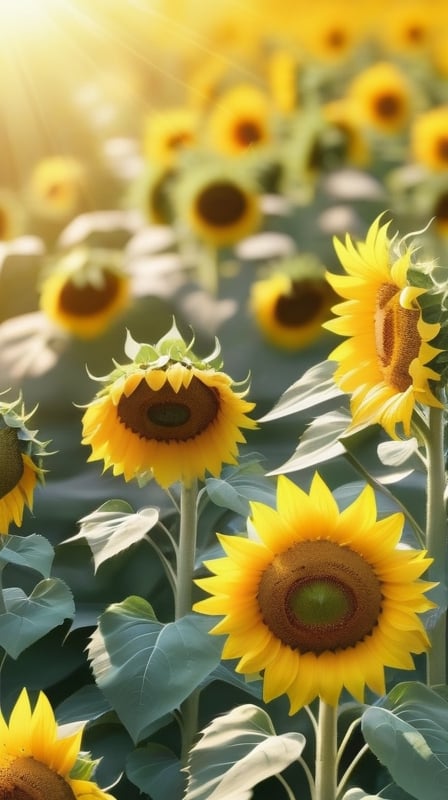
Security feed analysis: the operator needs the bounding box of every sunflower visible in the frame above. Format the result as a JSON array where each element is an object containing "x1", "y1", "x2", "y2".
[
  {"x1": 81, "y1": 323, "x2": 256, "y2": 489},
  {"x1": 0, "y1": 189, "x2": 24, "y2": 241},
  {"x1": 298, "y1": 2, "x2": 365, "y2": 63},
  {"x1": 175, "y1": 162, "x2": 262, "y2": 247},
  {"x1": 136, "y1": 164, "x2": 178, "y2": 226},
  {"x1": 0, "y1": 395, "x2": 48, "y2": 535},
  {"x1": 39, "y1": 247, "x2": 130, "y2": 339},
  {"x1": 410, "y1": 106, "x2": 448, "y2": 171},
  {"x1": 249, "y1": 261, "x2": 336, "y2": 350},
  {"x1": 142, "y1": 107, "x2": 199, "y2": 168},
  {"x1": 27, "y1": 156, "x2": 86, "y2": 221},
  {"x1": 195, "y1": 473, "x2": 435, "y2": 712},
  {"x1": 0, "y1": 688, "x2": 115, "y2": 799},
  {"x1": 322, "y1": 98, "x2": 371, "y2": 167},
  {"x1": 324, "y1": 215, "x2": 442, "y2": 437},
  {"x1": 207, "y1": 83, "x2": 272, "y2": 157},
  {"x1": 377, "y1": 0, "x2": 435, "y2": 56},
  {"x1": 432, "y1": 188, "x2": 448, "y2": 235},
  {"x1": 347, "y1": 61, "x2": 412, "y2": 134}
]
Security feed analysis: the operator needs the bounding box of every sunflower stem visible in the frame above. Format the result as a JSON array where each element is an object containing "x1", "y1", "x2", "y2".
[
  {"x1": 424, "y1": 405, "x2": 448, "y2": 686},
  {"x1": 315, "y1": 699, "x2": 338, "y2": 800}
]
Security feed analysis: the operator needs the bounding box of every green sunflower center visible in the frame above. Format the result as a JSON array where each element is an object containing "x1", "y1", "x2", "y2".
[
  {"x1": 257, "y1": 539, "x2": 382, "y2": 654},
  {"x1": 374, "y1": 93, "x2": 402, "y2": 120},
  {"x1": 234, "y1": 120, "x2": 263, "y2": 147},
  {"x1": 0, "y1": 427, "x2": 24, "y2": 500},
  {"x1": 58, "y1": 271, "x2": 121, "y2": 316},
  {"x1": 0, "y1": 755, "x2": 76, "y2": 799},
  {"x1": 274, "y1": 280, "x2": 325, "y2": 327},
  {"x1": 195, "y1": 181, "x2": 247, "y2": 227},
  {"x1": 374, "y1": 282, "x2": 421, "y2": 392},
  {"x1": 117, "y1": 374, "x2": 219, "y2": 442}
]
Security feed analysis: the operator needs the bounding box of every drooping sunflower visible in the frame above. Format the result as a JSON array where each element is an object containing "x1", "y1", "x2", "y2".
[
  {"x1": 142, "y1": 107, "x2": 199, "y2": 168},
  {"x1": 27, "y1": 156, "x2": 86, "y2": 221},
  {"x1": 195, "y1": 473, "x2": 435, "y2": 712},
  {"x1": 175, "y1": 162, "x2": 262, "y2": 247},
  {"x1": 324, "y1": 215, "x2": 442, "y2": 437},
  {"x1": 249, "y1": 259, "x2": 336, "y2": 350},
  {"x1": 0, "y1": 395, "x2": 48, "y2": 535},
  {"x1": 0, "y1": 688, "x2": 115, "y2": 799},
  {"x1": 347, "y1": 61, "x2": 412, "y2": 134},
  {"x1": 207, "y1": 83, "x2": 273, "y2": 157},
  {"x1": 39, "y1": 247, "x2": 130, "y2": 339},
  {"x1": 81, "y1": 322, "x2": 256, "y2": 489},
  {"x1": 410, "y1": 106, "x2": 448, "y2": 171}
]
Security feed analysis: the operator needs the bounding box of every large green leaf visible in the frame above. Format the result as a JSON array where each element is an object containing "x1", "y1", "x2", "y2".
[
  {"x1": 362, "y1": 682, "x2": 448, "y2": 800},
  {"x1": 184, "y1": 703, "x2": 305, "y2": 800},
  {"x1": 0, "y1": 534, "x2": 54, "y2": 577},
  {"x1": 269, "y1": 407, "x2": 352, "y2": 474},
  {"x1": 259, "y1": 359, "x2": 344, "y2": 422},
  {"x1": 88, "y1": 596, "x2": 224, "y2": 743},
  {"x1": 127, "y1": 743, "x2": 183, "y2": 800},
  {"x1": 0, "y1": 579, "x2": 75, "y2": 658},
  {"x1": 205, "y1": 471, "x2": 276, "y2": 517}
]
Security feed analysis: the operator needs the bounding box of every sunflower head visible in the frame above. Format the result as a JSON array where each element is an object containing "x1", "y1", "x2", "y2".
[
  {"x1": 206, "y1": 83, "x2": 273, "y2": 157},
  {"x1": 410, "y1": 106, "x2": 448, "y2": 171},
  {"x1": 0, "y1": 688, "x2": 115, "y2": 799},
  {"x1": 39, "y1": 246, "x2": 131, "y2": 339},
  {"x1": 142, "y1": 107, "x2": 199, "y2": 168},
  {"x1": 81, "y1": 321, "x2": 257, "y2": 489},
  {"x1": 348, "y1": 61, "x2": 412, "y2": 134},
  {"x1": 324, "y1": 214, "x2": 444, "y2": 436},
  {"x1": 0, "y1": 393, "x2": 49, "y2": 535},
  {"x1": 195, "y1": 472, "x2": 436, "y2": 712},
  {"x1": 27, "y1": 156, "x2": 86, "y2": 221}
]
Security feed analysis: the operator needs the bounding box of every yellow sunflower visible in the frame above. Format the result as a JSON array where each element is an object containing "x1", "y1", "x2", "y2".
[
  {"x1": 27, "y1": 156, "x2": 86, "y2": 221},
  {"x1": 207, "y1": 83, "x2": 272, "y2": 157},
  {"x1": 377, "y1": 0, "x2": 435, "y2": 57},
  {"x1": 81, "y1": 324, "x2": 257, "y2": 489},
  {"x1": 298, "y1": 2, "x2": 365, "y2": 64},
  {"x1": 39, "y1": 247, "x2": 130, "y2": 339},
  {"x1": 195, "y1": 473, "x2": 435, "y2": 712},
  {"x1": 0, "y1": 688, "x2": 115, "y2": 799},
  {"x1": 175, "y1": 162, "x2": 262, "y2": 247},
  {"x1": 432, "y1": 189, "x2": 448, "y2": 236},
  {"x1": 0, "y1": 397, "x2": 48, "y2": 535},
  {"x1": 0, "y1": 189, "x2": 24, "y2": 241},
  {"x1": 322, "y1": 98, "x2": 371, "y2": 167},
  {"x1": 324, "y1": 215, "x2": 442, "y2": 437},
  {"x1": 142, "y1": 107, "x2": 199, "y2": 168},
  {"x1": 249, "y1": 263, "x2": 336, "y2": 350},
  {"x1": 410, "y1": 106, "x2": 448, "y2": 171},
  {"x1": 348, "y1": 61, "x2": 412, "y2": 134}
]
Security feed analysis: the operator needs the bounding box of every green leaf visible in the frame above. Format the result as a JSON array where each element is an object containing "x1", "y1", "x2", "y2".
[
  {"x1": 362, "y1": 682, "x2": 448, "y2": 800},
  {"x1": 88, "y1": 597, "x2": 224, "y2": 743},
  {"x1": 184, "y1": 703, "x2": 306, "y2": 800},
  {"x1": 205, "y1": 472, "x2": 276, "y2": 517},
  {"x1": 0, "y1": 579, "x2": 75, "y2": 658},
  {"x1": 0, "y1": 534, "x2": 54, "y2": 577},
  {"x1": 127, "y1": 743, "x2": 183, "y2": 800},
  {"x1": 377, "y1": 438, "x2": 420, "y2": 469},
  {"x1": 269, "y1": 408, "x2": 353, "y2": 474},
  {"x1": 259, "y1": 359, "x2": 344, "y2": 422},
  {"x1": 64, "y1": 501, "x2": 160, "y2": 572},
  {"x1": 56, "y1": 684, "x2": 112, "y2": 725}
]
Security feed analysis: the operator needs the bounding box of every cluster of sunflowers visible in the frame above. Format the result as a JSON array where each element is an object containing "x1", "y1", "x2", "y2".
[{"x1": 1, "y1": 1, "x2": 448, "y2": 799}]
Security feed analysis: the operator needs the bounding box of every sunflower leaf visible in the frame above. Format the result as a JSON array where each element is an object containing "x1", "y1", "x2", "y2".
[
  {"x1": 268, "y1": 407, "x2": 352, "y2": 474},
  {"x1": 259, "y1": 359, "x2": 345, "y2": 422},
  {"x1": 88, "y1": 598, "x2": 224, "y2": 743},
  {"x1": 0, "y1": 533, "x2": 54, "y2": 577},
  {"x1": 126, "y1": 743, "x2": 184, "y2": 800},
  {"x1": 362, "y1": 682, "x2": 448, "y2": 800},
  {"x1": 0, "y1": 578, "x2": 75, "y2": 658},
  {"x1": 184, "y1": 703, "x2": 305, "y2": 800}
]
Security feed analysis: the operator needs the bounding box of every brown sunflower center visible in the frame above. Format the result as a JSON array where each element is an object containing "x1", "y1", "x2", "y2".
[
  {"x1": 195, "y1": 181, "x2": 247, "y2": 227},
  {"x1": 434, "y1": 191, "x2": 448, "y2": 226},
  {"x1": 167, "y1": 131, "x2": 194, "y2": 151},
  {"x1": 234, "y1": 120, "x2": 263, "y2": 147},
  {"x1": 117, "y1": 373, "x2": 219, "y2": 442},
  {"x1": 0, "y1": 208, "x2": 8, "y2": 240},
  {"x1": 374, "y1": 93, "x2": 402, "y2": 120},
  {"x1": 374, "y1": 282, "x2": 421, "y2": 392},
  {"x1": 274, "y1": 280, "x2": 325, "y2": 327},
  {"x1": 436, "y1": 136, "x2": 448, "y2": 164},
  {"x1": 0, "y1": 755, "x2": 76, "y2": 800},
  {"x1": 325, "y1": 28, "x2": 347, "y2": 51},
  {"x1": 58, "y1": 271, "x2": 121, "y2": 316},
  {"x1": 0, "y1": 427, "x2": 24, "y2": 500},
  {"x1": 257, "y1": 539, "x2": 382, "y2": 654}
]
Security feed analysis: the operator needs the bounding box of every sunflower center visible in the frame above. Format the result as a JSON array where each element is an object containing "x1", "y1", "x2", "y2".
[
  {"x1": 0, "y1": 208, "x2": 7, "y2": 240},
  {"x1": 234, "y1": 120, "x2": 263, "y2": 147},
  {"x1": 195, "y1": 181, "x2": 247, "y2": 226},
  {"x1": 274, "y1": 280, "x2": 324, "y2": 327},
  {"x1": 325, "y1": 28, "x2": 347, "y2": 51},
  {"x1": 434, "y1": 191, "x2": 448, "y2": 226},
  {"x1": 257, "y1": 539, "x2": 382, "y2": 654},
  {"x1": 0, "y1": 427, "x2": 24, "y2": 500},
  {"x1": 58, "y1": 271, "x2": 120, "y2": 316},
  {"x1": 167, "y1": 131, "x2": 193, "y2": 151},
  {"x1": 117, "y1": 373, "x2": 219, "y2": 442},
  {"x1": 374, "y1": 93, "x2": 402, "y2": 120},
  {"x1": 436, "y1": 136, "x2": 448, "y2": 164},
  {"x1": 0, "y1": 755, "x2": 76, "y2": 799},
  {"x1": 374, "y1": 282, "x2": 421, "y2": 392}
]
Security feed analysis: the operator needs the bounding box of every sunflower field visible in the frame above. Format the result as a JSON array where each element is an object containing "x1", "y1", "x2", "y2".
[{"x1": 1, "y1": 1, "x2": 448, "y2": 798}]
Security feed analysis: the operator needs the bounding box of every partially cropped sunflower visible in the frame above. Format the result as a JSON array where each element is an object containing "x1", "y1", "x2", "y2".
[
  {"x1": 39, "y1": 247, "x2": 130, "y2": 339},
  {"x1": 410, "y1": 106, "x2": 448, "y2": 171},
  {"x1": 324, "y1": 215, "x2": 442, "y2": 437},
  {"x1": 322, "y1": 98, "x2": 371, "y2": 167},
  {"x1": 27, "y1": 156, "x2": 86, "y2": 220},
  {"x1": 207, "y1": 84, "x2": 272, "y2": 157},
  {"x1": 298, "y1": 2, "x2": 365, "y2": 63},
  {"x1": 0, "y1": 688, "x2": 115, "y2": 799},
  {"x1": 195, "y1": 473, "x2": 435, "y2": 712},
  {"x1": 249, "y1": 259, "x2": 336, "y2": 350},
  {"x1": 0, "y1": 394, "x2": 48, "y2": 535},
  {"x1": 142, "y1": 107, "x2": 199, "y2": 167},
  {"x1": 348, "y1": 61, "x2": 412, "y2": 134},
  {"x1": 377, "y1": 1, "x2": 435, "y2": 57},
  {"x1": 433, "y1": 188, "x2": 448, "y2": 236},
  {"x1": 135, "y1": 164, "x2": 178, "y2": 226},
  {"x1": 81, "y1": 322, "x2": 256, "y2": 489},
  {"x1": 175, "y1": 162, "x2": 262, "y2": 247}
]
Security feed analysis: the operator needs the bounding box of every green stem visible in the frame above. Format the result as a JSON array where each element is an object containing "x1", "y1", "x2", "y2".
[
  {"x1": 175, "y1": 480, "x2": 200, "y2": 765},
  {"x1": 424, "y1": 405, "x2": 448, "y2": 686},
  {"x1": 315, "y1": 700, "x2": 337, "y2": 800}
]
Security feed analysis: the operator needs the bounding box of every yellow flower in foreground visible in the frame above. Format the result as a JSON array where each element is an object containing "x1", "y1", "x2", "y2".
[
  {"x1": 0, "y1": 688, "x2": 115, "y2": 799},
  {"x1": 348, "y1": 61, "x2": 411, "y2": 134},
  {"x1": 82, "y1": 324, "x2": 256, "y2": 488},
  {"x1": 195, "y1": 473, "x2": 435, "y2": 712},
  {"x1": 410, "y1": 106, "x2": 448, "y2": 171},
  {"x1": 324, "y1": 215, "x2": 442, "y2": 436}
]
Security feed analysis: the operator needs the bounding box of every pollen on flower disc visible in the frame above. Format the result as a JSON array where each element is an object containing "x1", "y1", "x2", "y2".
[{"x1": 0, "y1": 428, "x2": 24, "y2": 499}]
